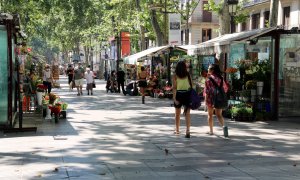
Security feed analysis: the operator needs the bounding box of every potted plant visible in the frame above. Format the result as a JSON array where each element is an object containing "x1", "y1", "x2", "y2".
[
  {"x1": 49, "y1": 103, "x2": 61, "y2": 123},
  {"x1": 163, "y1": 85, "x2": 173, "y2": 99},
  {"x1": 246, "y1": 80, "x2": 257, "y2": 102},
  {"x1": 231, "y1": 104, "x2": 253, "y2": 121},
  {"x1": 245, "y1": 80, "x2": 257, "y2": 90},
  {"x1": 42, "y1": 94, "x2": 50, "y2": 118},
  {"x1": 250, "y1": 59, "x2": 271, "y2": 96},
  {"x1": 60, "y1": 102, "x2": 68, "y2": 119},
  {"x1": 36, "y1": 84, "x2": 47, "y2": 105},
  {"x1": 240, "y1": 90, "x2": 250, "y2": 102}
]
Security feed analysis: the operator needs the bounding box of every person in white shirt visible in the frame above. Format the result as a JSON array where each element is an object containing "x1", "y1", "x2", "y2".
[
  {"x1": 84, "y1": 68, "x2": 94, "y2": 95},
  {"x1": 43, "y1": 64, "x2": 53, "y2": 93}
]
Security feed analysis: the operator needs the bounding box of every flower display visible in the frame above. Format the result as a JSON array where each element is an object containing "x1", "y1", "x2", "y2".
[
  {"x1": 36, "y1": 84, "x2": 47, "y2": 92},
  {"x1": 235, "y1": 59, "x2": 252, "y2": 69},
  {"x1": 42, "y1": 95, "x2": 49, "y2": 105},
  {"x1": 49, "y1": 93, "x2": 57, "y2": 104},
  {"x1": 153, "y1": 89, "x2": 162, "y2": 94},
  {"x1": 61, "y1": 102, "x2": 68, "y2": 111},
  {"x1": 163, "y1": 85, "x2": 172, "y2": 92},
  {"x1": 225, "y1": 67, "x2": 238, "y2": 74},
  {"x1": 49, "y1": 105, "x2": 61, "y2": 115}
]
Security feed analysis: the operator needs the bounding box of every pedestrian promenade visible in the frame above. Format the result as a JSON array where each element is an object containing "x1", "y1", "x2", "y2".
[{"x1": 0, "y1": 76, "x2": 299, "y2": 180}]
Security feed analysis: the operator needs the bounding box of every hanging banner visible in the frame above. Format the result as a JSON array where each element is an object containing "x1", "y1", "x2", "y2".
[
  {"x1": 121, "y1": 32, "x2": 130, "y2": 57},
  {"x1": 169, "y1": 13, "x2": 181, "y2": 45}
]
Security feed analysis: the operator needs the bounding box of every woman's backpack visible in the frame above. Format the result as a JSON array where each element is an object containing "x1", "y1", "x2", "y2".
[{"x1": 209, "y1": 77, "x2": 228, "y2": 109}]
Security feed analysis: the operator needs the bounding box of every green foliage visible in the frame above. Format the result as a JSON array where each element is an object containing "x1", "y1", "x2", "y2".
[
  {"x1": 204, "y1": 0, "x2": 249, "y2": 24},
  {"x1": 231, "y1": 104, "x2": 253, "y2": 117},
  {"x1": 245, "y1": 80, "x2": 257, "y2": 89},
  {"x1": 1, "y1": 0, "x2": 200, "y2": 56},
  {"x1": 240, "y1": 90, "x2": 250, "y2": 97},
  {"x1": 204, "y1": 0, "x2": 223, "y2": 14},
  {"x1": 249, "y1": 59, "x2": 271, "y2": 82}
]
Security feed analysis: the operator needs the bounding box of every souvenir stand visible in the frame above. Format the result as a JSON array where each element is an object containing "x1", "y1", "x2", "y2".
[{"x1": 0, "y1": 13, "x2": 36, "y2": 132}]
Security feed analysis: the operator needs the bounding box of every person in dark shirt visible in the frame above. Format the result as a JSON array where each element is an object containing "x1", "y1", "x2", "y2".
[
  {"x1": 66, "y1": 64, "x2": 74, "y2": 88},
  {"x1": 117, "y1": 68, "x2": 126, "y2": 95}
]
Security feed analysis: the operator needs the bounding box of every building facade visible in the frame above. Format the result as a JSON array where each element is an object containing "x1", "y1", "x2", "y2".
[
  {"x1": 181, "y1": 0, "x2": 220, "y2": 45},
  {"x1": 238, "y1": 0, "x2": 300, "y2": 32}
]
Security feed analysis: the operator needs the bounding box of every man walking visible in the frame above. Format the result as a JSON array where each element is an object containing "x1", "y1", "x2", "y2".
[
  {"x1": 117, "y1": 68, "x2": 126, "y2": 95},
  {"x1": 85, "y1": 68, "x2": 94, "y2": 95},
  {"x1": 74, "y1": 62, "x2": 85, "y2": 96}
]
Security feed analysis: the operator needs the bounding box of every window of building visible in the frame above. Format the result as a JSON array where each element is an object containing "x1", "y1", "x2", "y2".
[
  {"x1": 252, "y1": 13, "x2": 260, "y2": 29},
  {"x1": 202, "y1": 1, "x2": 212, "y2": 22},
  {"x1": 264, "y1": 11, "x2": 270, "y2": 27},
  {"x1": 202, "y1": 29, "x2": 211, "y2": 42},
  {"x1": 283, "y1": 6, "x2": 290, "y2": 29},
  {"x1": 242, "y1": 22, "x2": 248, "y2": 31}
]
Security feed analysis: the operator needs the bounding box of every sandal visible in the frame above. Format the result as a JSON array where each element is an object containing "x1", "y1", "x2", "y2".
[
  {"x1": 173, "y1": 131, "x2": 180, "y2": 135},
  {"x1": 206, "y1": 132, "x2": 214, "y2": 135}
]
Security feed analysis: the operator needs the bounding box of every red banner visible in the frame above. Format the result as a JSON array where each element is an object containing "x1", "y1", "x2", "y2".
[{"x1": 121, "y1": 32, "x2": 130, "y2": 57}]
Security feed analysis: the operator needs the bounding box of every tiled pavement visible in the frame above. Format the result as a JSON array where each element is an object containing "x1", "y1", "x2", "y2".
[{"x1": 0, "y1": 76, "x2": 299, "y2": 180}]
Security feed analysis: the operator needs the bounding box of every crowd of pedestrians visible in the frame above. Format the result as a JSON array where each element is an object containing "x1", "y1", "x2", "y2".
[{"x1": 63, "y1": 61, "x2": 228, "y2": 138}]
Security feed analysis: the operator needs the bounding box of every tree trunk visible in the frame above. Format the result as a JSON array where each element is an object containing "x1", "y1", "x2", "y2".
[
  {"x1": 140, "y1": 26, "x2": 146, "y2": 50},
  {"x1": 150, "y1": 9, "x2": 164, "y2": 46},
  {"x1": 219, "y1": 3, "x2": 231, "y2": 35},
  {"x1": 184, "y1": 0, "x2": 191, "y2": 45},
  {"x1": 149, "y1": 0, "x2": 164, "y2": 46},
  {"x1": 185, "y1": 18, "x2": 189, "y2": 45},
  {"x1": 84, "y1": 46, "x2": 89, "y2": 65},
  {"x1": 269, "y1": 0, "x2": 279, "y2": 27}
]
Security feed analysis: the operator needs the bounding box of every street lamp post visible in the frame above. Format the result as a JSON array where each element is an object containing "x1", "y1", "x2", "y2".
[{"x1": 227, "y1": 0, "x2": 238, "y2": 33}]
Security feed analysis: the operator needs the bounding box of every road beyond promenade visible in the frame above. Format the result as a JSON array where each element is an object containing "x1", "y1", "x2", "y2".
[{"x1": 0, "y1": 76, "x2": 299, "y2": 180}]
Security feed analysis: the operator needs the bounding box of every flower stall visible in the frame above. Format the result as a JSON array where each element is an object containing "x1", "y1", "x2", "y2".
[{"x1": 43, "y1": 93, "x2": 68, "y2": 123}]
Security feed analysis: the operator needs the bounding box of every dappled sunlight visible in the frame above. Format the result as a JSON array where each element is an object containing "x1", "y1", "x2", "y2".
[
  {"x1": 110, "y1": 146, "x2": 143, "y2": 152},
  {"x1": 1, "y1": 77, "x2": 299, "y2": 179},
  {"x1": 243, "y1": 150, "x2": 285, "y2": 157}
]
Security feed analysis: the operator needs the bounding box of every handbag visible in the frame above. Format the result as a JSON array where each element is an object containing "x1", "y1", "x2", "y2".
[
  {"x1": 92, "y1": 81, "x2": 96, "y2": 88},
  {"x1": 187, "y1": 75, "x2": 201, "y2": 110},
  {"x1": 189, "y1": 88, "x2": 201, "y2": 110}
]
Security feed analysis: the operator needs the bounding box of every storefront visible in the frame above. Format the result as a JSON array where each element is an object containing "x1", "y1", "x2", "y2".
[{"x1": 189, "y1": 27, "x2": 300, "y2": 120}]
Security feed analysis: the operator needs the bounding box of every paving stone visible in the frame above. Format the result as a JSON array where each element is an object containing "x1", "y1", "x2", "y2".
[{"x1": 0, "y1": 76, "x2": 300, "y2": 180}]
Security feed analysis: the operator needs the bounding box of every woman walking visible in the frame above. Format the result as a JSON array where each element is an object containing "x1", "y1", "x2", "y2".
[
  {"x1": 204, "y1": 64, "x2": 228, "y2": 135},
  {"x1": 138, "y1": 66, "x2": 148, "y2": 104},
  {"x1": 172, "y1": 61, "x2": 192, "y2": 138}
]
